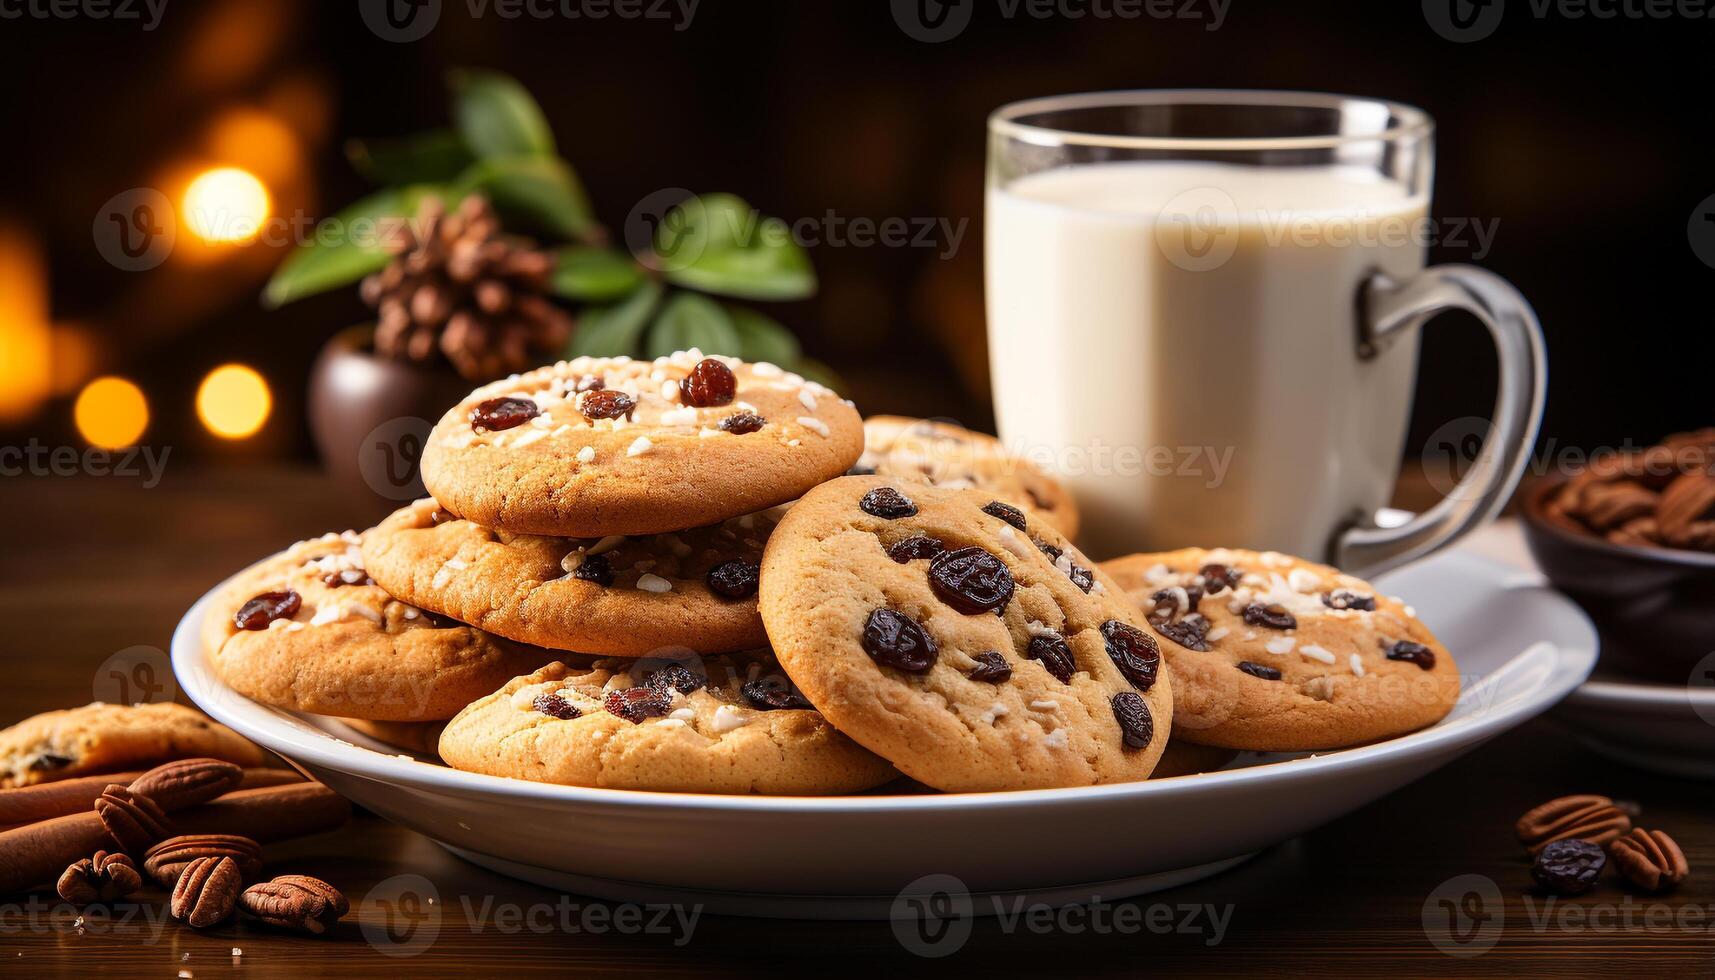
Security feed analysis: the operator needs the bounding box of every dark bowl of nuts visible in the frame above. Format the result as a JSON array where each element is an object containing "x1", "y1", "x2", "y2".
[{"x1": 1522, "y1": 429, "x2": 1715, "y2": 682}]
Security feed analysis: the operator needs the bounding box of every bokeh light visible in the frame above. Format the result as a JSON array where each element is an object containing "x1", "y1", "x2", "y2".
[
  {"x1": 182, "y1": 167, "x2": 270, "y2": 243},
  {"x1": 197, "y1": 364, "x2": 272, "y2": 439},
  {"x1": 74, "y1": 377, "x2": 149, "y2": 449}
]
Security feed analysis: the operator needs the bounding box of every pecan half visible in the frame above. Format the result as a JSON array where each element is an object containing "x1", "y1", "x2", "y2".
[
  {"x1": 1657, "y1": 472, "x2": 1715, "y2": 544},
  {"x1": 1606, "y1": 516, "x2": 1662, "y2": 548},
  {"x1": 239, "y1": 875, "x2": 349, "y2": 934},
  {"x1": 93, "y1": 785, "x2": 171, "y2": 855},
  {"x1": 169, "y1": 855, "x2": 242, "y2": 928},
  {"x1": 56, "y1": 851, "x2": 142, "y2": 905},
  {"x1": 128, "y1": 759, "x2": 244, "y2": 811},
  {"x1": 1609, "y1": 828, "x2": 1690, "y2": 892},
  {"x1": 1515, "y1": 794, "x2": 1632, "y2": 854},
  {"x1": 143, "y1": 834, "x2": 263, "y2": 887},
  {"x1": 1578, "y1": 481, "x2": 1658, "y2": 531}
]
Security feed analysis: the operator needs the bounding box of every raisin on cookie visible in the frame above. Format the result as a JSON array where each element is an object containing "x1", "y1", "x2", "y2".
[
  {"x1": 438, "y1": 655, "x2": 897, "y2": 795},
  {"x1": 759, "y1": 476, "x2": 1173, "y2": 792},
  {"x1": 0, "y1": 703, "x2": 265, "y2": 788},
  {"x1": 362, "y1": 499, "x2": 779, "y2": 656},
  {"x1": 419, "y1": 351, "x2": 862, "y2": 537},
  {"x1": 1101, "y1": 547, "x2": 1460, "y2": 751},
  {"x1": 203, "y1": 532, "x2": 559, "y2": 721},
  {"x1": 858, "y1": 416, "x2": 1080, "y2": 538}
]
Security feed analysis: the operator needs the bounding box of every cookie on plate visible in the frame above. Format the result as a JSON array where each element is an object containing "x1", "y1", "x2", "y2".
[
  {"x1": 419, "y1": 351, "x2": 862, "y2": 537},
  {"x1": 438, "y1": 655, "x2": 897, "y2": 795},
  {"x1": 0, "y1": 702, "x2": 265, "y2": 788},
  {"x1": 1149, "y1": 740, "x2": 1239, "y2": 779},
  {"x1": 759, "y1": 476, "x2": 1172, "y2": 792},
  {"x1": 362, "y1": 499, "x2": 777, "y2": 656},
  {"x1": 1101, "y1": 548, "x2": 1460, "y2": 751},
  {"x1": 859, "y1": 416, "x2": 1080, "y2": 538},
  {"x1": 204, "y1": 532, "x2": 558, "y2": 721}
]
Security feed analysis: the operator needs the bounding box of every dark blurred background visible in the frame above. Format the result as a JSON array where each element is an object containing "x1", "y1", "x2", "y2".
[{"x1": 0, "y1": 0, "x2": 1709, "y2": 474}]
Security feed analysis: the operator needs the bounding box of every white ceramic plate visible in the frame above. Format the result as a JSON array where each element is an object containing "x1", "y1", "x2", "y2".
[
  {"x1": 174, "y1": 550, "x2": 1597, "y2": 918},
  {"x1": 1555, "y1": 675, "x2": 1715, "y2": 779}
]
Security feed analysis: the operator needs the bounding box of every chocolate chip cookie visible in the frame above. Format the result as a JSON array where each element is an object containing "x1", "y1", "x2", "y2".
[
  {"x1": 858, "y1": 416, "x2": 1080, "y2": 538},
  {"x1": 759, "y1": 476, "x2": 1172, "y2": 792},
  {"x1": 0, "y1": 703, "x2": 265, "y2": 788},
  {"x1": 362, "y1": 499, "x2": 777, "y2": 656},
  {"x1": 419, "y1": 351, "x2": 862, "y2": 537},
  {"x1": 438, "y1": 655, "x2": 897, "y2": 794},
  {"x1": 1101, "y1": 548, "x2": 1460, "y2": 751},
  {"x1": 204, "y1": 532, "x2": 558, "y2": 721}
]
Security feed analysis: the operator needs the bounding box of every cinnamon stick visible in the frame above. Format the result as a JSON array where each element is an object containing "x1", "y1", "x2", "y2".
[
  {"x1": 0, "y1": 782, "x2": 349, "y2": 893},
  {"x1": 0, "y1": 768, "x2": 301, "y2": 833}
]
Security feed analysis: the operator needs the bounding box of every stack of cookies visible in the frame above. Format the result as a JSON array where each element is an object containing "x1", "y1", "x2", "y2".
[{"x1": 204, "y1": 349, "x2": 1460, "y2": 796}]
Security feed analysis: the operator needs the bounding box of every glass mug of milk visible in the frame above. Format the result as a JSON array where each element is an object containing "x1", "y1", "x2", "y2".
[{"x1": 985, "y1": 91, "x2": 1545, "y2": 573}]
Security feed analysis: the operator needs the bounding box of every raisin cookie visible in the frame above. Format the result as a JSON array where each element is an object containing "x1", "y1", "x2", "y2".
[
  {"x1": 759, "y1": 477, "x2": 1172, "y2": 792},
  {"x1": 1101, "y1": 548, "x2": 1460, "y2": 751},
  {"x1": 362, "y1": 499, "x2": 777, "y2": 656},
  {"x1": 420, "y1": 351, "x2": 862, "y2": 537},
  {"x1": 438, "y1": 655, "x2": 897, "y2": 795},
  {"x1": 204, "y1": 532, "x2": 558, "y2": 721},
  {"x1": 0, "y1": 702, "x2": 265, "y2": 788},
  {"x1": 338, "y1": 718, "x2": 447, "y2": 757},
  {"x1": 859, "y1": 416, "x2": 1080, "y2": 538}
]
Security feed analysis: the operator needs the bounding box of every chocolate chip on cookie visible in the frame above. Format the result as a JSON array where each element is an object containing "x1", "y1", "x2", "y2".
[
  {"x1": 861, "y1": 609, "x2": 938, "y2": 672},
  {"x1": 1236, "y1": 661, "x2": 1282, "y2": 681},
  {"x1": 233, "y1": 591, "x2": 300, "y2": 631},
  {"x1": 927, "y1": 546, "x2": 1014, "y2": 615},
  {"x1": 470, "y1": 396, "x2": 539, "y2": 432},
  {"x1": 859, "y1": 486, "x2": 917, "y2": 519}
]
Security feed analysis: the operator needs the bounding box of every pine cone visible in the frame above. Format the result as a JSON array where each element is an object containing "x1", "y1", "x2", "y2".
[{"x1": 363, "y1": 195, "x2": 572, "y2": 381}]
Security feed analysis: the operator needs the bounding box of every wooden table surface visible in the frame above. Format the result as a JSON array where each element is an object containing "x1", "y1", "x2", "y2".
[{"x1": 2, "y1": 464, "x2": 1711, "y2": 977}]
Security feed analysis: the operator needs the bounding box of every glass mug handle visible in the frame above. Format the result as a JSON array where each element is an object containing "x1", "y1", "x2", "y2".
[{"x1": 1331, "y1": 265, "x2": 1547, "y2": 576}]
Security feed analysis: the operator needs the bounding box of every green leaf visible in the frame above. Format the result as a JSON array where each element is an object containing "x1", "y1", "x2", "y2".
[
  {"x1": 725, "y1": 304, "x2": 800, "y2": 366},
  {"x1": 454, "y1": 155, "x2": 594, "y2": 240},
  {"x1": 262, "y1": 185, "x2": 446, "y2": 309},
  {"x1": 448, "y1": 68, "x2": 555, "y2": 159},
  {"x1": 565, "y1": 280, "x2": 662, "y2": 358},
  {"x1": 551, "y1": 247, "x2": 644, "y2": 302},
  {"x1": 645, "y1": 292, "x2": 741, "y2": 359},
  {"x1": 652, "y1": 193, "x2": 817, "y2": 301},
  {"x1": 345, "y1": 129, "x2": 474, "y2": 185}
]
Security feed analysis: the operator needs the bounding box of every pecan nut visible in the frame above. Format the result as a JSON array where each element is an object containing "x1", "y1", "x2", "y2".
[
  {"x1": 143, "y1": 834, "x2": 264, "y2": 887},
  {"x1": 93, "y1": 785, "x2": 171, "y2": 855},
  {"x1": 1577, "y1": 481, "x2": 1658, "y2": 531},
  {"x1": 239, "y1": 874, "x2": 349, "y2": 934},
  {"x1": 1657, "y1": 472, "x2": 1715, "y2": 540},
  {"x1": 169, "y1": 855, "x2": 242, "y2": 928},
  {"x1": 56, "y1": 851, "x2": 142, "y2": 905},
  {"x1": 128, "y1": 759, "x2": 244, "y2": 811},
  {"x1": 1515, "y1": 794, "x2": 1632, "y2": 854},
  {"x1": 1609, "y1": 828, "x2": 1690, "y2": 892}
]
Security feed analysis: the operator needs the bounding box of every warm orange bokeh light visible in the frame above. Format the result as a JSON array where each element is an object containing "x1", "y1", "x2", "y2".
[
  {"x1": 197, "y1": 363, "x2": 272, "y2": 439},
  {"x1": 182, "y1": 167, "x2": 271, "y2": 244},
  {"x1": 0, "y1": 225, "x2": 51, "y2": 422},
  {"x1": 206, "y1": 108, "x2": 301, "y2": 185},
  {"x1": 74, "y1": 377, "x2": 149, "y2": 449}
]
